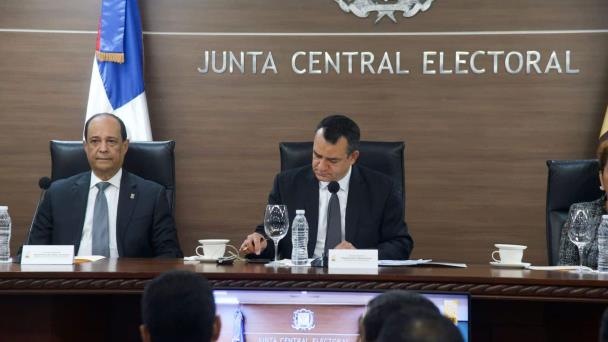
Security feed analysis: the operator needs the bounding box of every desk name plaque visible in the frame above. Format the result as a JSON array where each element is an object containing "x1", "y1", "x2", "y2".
[
  {"x1": 21, "y1": 245, "x2": 74, "y2": 265},
  {"x1": 328, "y1": 249, "x2": 378, "y2": 270}
]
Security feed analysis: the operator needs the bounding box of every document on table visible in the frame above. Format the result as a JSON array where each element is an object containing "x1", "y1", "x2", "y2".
[
  {"x1": 526, "y1": 265, "x2": 593, "y2": 271},
  {"x1": 379, "y1": 259, "x2": 467, "y2": 268},
  {"x1": 74, "y1": 255, "x2": 106, "y2": 263}
]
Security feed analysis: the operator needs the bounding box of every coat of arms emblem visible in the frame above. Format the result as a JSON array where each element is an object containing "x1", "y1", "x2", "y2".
[
  {"x1": 291, "y1": 308, "x2": 316, "y2": 331},
  {"x1": 335, "y1": 0, "x2": 435, "y2": 23}
]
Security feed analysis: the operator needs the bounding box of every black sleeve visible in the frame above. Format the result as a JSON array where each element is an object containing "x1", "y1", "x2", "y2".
[
  {"x1": 376, "y1": 184, "x2": 414, "y2": 260},
  {"x1": 151, "y1": 187, "x2": 183, "y2": 258},
  {"x1": 27, "y1": 189, "x2": 54, "y2": 246}
]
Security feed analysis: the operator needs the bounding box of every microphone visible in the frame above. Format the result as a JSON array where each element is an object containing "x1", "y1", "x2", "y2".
[
  {"x1": 328, "y1": 181, "x2": 340, "y2": 194},
  {"x1": 15, "y1": 177, "x2": 51, "y2": 262},
  {"x1": 25, "y1": 177, "x2": 52, "y2": 245},
  {"x1": 39, "y1": 177, "x2": 52, "y2": 191}
]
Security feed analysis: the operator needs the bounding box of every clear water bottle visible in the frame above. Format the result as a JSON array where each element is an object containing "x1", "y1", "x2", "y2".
[
  {"x1": 0, "y1": 206, "x2": 11, "y2": 263},
  {"x1": 598, "y1": 215, "x2": 608, "y2": 272},
  {"x1": 291, "y1": 209, "x2": 309, "y2": 266}
]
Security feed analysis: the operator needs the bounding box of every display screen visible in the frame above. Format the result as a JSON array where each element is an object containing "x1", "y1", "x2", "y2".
[{"x1": 213, "y1": 289, "x2": 469, "y2": 342}]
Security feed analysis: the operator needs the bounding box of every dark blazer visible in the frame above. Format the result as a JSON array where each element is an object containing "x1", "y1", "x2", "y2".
[
  {"x1": 28, "y1": 171, "x2": 183, "y2": 258},
  {"x1": 254, "y1": 164, "x2": 413, "y2": 260}
]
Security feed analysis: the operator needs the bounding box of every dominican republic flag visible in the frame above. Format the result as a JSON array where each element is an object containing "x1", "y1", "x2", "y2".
[{"x1": 85, "y1": 0, "x2": 152, "y2": 141}]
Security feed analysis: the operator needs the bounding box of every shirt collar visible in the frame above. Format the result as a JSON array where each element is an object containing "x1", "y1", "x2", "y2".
[
  {"x1": 90, "y1": 168, "x2": 122, "y2": 190},
  {"x1": 319, "y1": 166, "x2": 352, "y2": 192}
]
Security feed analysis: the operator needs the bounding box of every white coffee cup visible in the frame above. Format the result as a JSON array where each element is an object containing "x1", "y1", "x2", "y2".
[
  {"x1": 491, "y1": 244, "x2": 527, "y2": 264},
  {"x1": 196, "y1": 239, "x2": 229, "y2": 259}
]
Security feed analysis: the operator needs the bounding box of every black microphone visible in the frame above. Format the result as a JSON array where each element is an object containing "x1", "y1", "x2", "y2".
[
  {"x1": 25, "y1": 177, "x2": 52, "y2": 245},
  {"x1": 328, "y1": 181, "x2": 340, "y2": 194},
  {"x1": 38, "y1": 177, "x2": 52, "y2": 191}
]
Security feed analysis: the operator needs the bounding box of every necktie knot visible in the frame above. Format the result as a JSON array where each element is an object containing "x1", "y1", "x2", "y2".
[
  {"x1": 328, "y1": 181, "x2": 340, "y2": 194},
  {"x1": 96, "y1": 182, "x2": 110, "y2": 192}
]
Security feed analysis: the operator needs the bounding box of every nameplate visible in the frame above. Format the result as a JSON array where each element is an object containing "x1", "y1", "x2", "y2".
[
  {"x1": 328, "y1": 249, "x2": 378, "y2": 269},
  {"x1": 21, "y1": 245, "x2": 74, "y2": 265}
]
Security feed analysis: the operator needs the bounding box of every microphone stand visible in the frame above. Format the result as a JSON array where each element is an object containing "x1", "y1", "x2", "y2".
[{"x1": 15, "y1": 177, "x2": 51, "y2": 262}]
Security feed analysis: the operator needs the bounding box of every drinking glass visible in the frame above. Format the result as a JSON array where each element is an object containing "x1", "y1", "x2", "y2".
[
  {"x1": 264, "y1": 204, "x2": 289, "y2": 266},
  {"x1": 567, "y1": 208, "x2": 593, "y2": 273}
]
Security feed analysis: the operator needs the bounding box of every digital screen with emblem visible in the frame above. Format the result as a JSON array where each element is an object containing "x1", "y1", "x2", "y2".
[{"x1": 212, "y1": 290, "x2": 469, "y2": 342}]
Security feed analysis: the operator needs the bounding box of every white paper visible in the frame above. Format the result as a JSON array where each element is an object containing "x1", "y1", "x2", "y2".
[
  {"x1": 74, "y1": 255, "x2": 106, "y2": 262},
  {"x1": 379, "y1": 259, "x2": 432, "y2": 266},
  {"x1": 378, "y1": 259, "x2": 467, "y2": 268},
  {"x1": 427, "y1": 261, "x2": 467, "y2": 268},
  {"x1": 526, "y1": 265, "x2": 594, "y2": 271}
]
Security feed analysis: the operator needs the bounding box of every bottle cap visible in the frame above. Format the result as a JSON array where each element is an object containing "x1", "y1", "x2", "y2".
[
  {"x1": 296, "y1": 209, "x2": 305, "y2": 215},
  {"x1": 0, "y1": 206, "x2": 7, "y2": 211},
  {"x1": 603, "y1": 215, "x2": 608, "y2": 220}
]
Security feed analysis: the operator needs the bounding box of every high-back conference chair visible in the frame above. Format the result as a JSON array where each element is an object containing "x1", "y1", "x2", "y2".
[
  {"x1": 50, "y1": 140, "x2": 177, "y2": 214},
  {"x1": 279, "y1": 141, "x2": 405, "y2": 205},
  {"x1": 546, "y1": 159, "x2": 602, "y2": 265}
]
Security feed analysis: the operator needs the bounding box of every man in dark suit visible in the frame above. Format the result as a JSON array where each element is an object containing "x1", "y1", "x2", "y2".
[
  {"x1": 240, "y1": 115, "x2": 413, "y2": 260},
  {"x1": 27, "y1": 113, "x2": 182, "y2": 258}
]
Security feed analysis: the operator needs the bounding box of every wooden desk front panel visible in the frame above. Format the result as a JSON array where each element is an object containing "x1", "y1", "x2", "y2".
[{"x1": 0, "y1": 260, "x2": 607, "y2": 341}]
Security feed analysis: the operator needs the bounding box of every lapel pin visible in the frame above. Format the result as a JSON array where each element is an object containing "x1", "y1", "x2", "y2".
[{"x1": 130, "y1": 193, "x2": 135, "y2": 199}]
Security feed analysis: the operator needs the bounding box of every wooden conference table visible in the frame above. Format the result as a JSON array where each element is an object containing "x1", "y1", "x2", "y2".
[{"x1": 1, "y1": 259, "x2": 607, "y2": 342}]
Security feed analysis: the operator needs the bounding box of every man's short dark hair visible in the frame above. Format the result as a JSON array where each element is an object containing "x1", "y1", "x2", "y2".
[
  {"x1": 142, "y1": 270, "x2": 216, "y2": 342},
  {"x1": 84, "y1": 113, "x2": 128, "y2": 141},
  {"x1": 363, "y1": 290, "x2": 440, "y2": 342},
  {"x1": 376, "y1": 308, "x2": 464, "y2": 342},
  {"x1": 316, "y1": 114, "x2": 360, "y2": 155}
]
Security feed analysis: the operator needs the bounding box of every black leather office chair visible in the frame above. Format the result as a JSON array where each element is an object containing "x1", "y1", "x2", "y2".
[
  {"x1": 49, "y1": 140, "x2": 176, "y2": 214},
  {"x1": 546, "y1": 159, "x2": 602, "y2": 265},
  {"x1": 279, "y1": 141, "x2": 405, "y2": 203}
]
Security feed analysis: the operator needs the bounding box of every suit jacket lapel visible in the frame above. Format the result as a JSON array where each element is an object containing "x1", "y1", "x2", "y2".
[
  {"x1": 71, "y1": 173, "x2": 91, "y2": 251},
  {"x1": 116, "y1": 171, "x2": 137, "y2": 256},
  {"x1": 304, "y1": 168, "x2": 319, "y2": 256},
  {"x1": 345, "y1": 165, "x2": 362, "y2": 243}
]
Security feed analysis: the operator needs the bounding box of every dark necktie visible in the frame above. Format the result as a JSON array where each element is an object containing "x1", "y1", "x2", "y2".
[
  {"x1": 92, "y1": 182, "x2": 111, "y2": 257},
  {"x1": 324, "y1": 181, "x2": 341, "y2": 255}
]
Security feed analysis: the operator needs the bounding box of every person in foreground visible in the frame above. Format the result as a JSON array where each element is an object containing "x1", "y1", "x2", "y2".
[
  {"x1": 360, "y1": 290, "x2": 440, "y2": 342},
  {"x1": 240, "y1": 114, "x2": 413, "y2": 260},
  {"x1": 558, "y1": 141, "x2": 608, "y2": 268},
  {"x1": 27, "y1": 113, "x2": 182, "y2": 258},
  {"x1": 140, "y1": 270, "x2": 221, "y2": 342},
  {"x1": 600, "y1": 307, "x2": 608, "y2": 342},
  {"x1": 375, "y1": 308, "x2": 464, "y2": 342}
]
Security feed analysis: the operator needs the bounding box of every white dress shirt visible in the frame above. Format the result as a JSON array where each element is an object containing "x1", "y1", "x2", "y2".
[
  {"x1": 313, "y1": 166, "x2": 351, "y2": 258},
  {"x1": 77, "y1": 169, "x2": 121, "y2": 257}
]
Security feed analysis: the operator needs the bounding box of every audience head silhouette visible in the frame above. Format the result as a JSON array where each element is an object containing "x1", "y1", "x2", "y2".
[
  {"x1": 376, "y1": 308, "x2": 463, "y2": 342},
  {"x1": 600, "y1": 307, "x2": 608, "y2": 342},
  {"x1": 140, "y1": 270, "x2": 221, "y2": 342},
  {"x1": 361, "y1": 290, "x2": 440, "y2": 342}
]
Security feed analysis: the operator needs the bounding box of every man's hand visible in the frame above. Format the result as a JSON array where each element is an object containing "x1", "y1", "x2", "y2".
[
  {"x1": 240, "y1": 232, "x2": 268, "y2": 255},
  {"x1": 334, "y1": 241, "x2": 356, "y2": 249}
]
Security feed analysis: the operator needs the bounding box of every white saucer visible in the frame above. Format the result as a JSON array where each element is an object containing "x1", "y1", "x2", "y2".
[
  {"x1": 489, "y1": 261, "x2": 531, "y2": 269},
  {"x1": 196, "y1": 256, "x2": 219, "y2": 263},
  {"x1": 184, "y1": 255, "x2": 219, "y2": 263}
]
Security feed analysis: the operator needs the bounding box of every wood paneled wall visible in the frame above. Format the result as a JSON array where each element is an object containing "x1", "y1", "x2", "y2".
[{"x1": 1, "y1": 0, "x2": 607, "y2": 264}]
